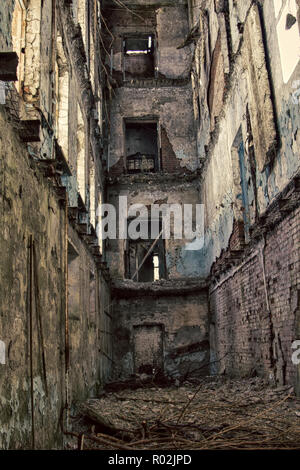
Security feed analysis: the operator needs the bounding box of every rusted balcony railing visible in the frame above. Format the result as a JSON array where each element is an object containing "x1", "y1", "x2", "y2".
[{"x1": 127, "y1": 152, "x2": 156, "y2": 173}]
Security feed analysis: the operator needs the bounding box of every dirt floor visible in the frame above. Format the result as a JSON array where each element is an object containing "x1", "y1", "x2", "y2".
[{"x1": 65, "y1": 376, "x2": 300, "y2": 450}]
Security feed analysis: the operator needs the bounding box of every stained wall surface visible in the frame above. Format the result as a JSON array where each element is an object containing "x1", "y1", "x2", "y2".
[
  {"x1": 0, "y1": 0, "x2": 112, "y2": 449},
  {"x1": 188, "y1": 0, "x2": 300, "y2": 389}
]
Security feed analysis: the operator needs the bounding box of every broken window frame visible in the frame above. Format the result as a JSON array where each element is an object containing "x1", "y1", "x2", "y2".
[
  {"x1": 124, "y1": 218, "x2": 167, "y2": 282},
  {"x1": 122, "y1": 34, "x2": 157, "y2": 81},
  {"x1": 124, "y1": 118, "x2": 161, "y2": 174}
]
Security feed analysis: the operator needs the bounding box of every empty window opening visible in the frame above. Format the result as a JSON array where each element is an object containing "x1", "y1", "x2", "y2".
[
  {"x1": 125, "y1": 121, "x2": 159, "y2": 173},
  {"x1": 125, "y1": 219, "x2": 166, "y2": 282},
  {"x1": 153, "y1": 254, "x2": 160, "y2": 281},
  {"x1": 123, "y1": 35, "x2": 155, "y2": 79},
  {"x1": 125, "y1": 36, "x2": 153, "y2": 54}
]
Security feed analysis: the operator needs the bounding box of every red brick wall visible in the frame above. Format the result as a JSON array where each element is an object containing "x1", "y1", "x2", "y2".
[
  {"x1": 210, "y1": 206, "x2": 300, "y2": 386},
  {"x1": 161, "y1": 126, "x2": 186, "y2": 173},
  {"x1": 109, "y1": 157, "x2": 124, "y2": 177}
]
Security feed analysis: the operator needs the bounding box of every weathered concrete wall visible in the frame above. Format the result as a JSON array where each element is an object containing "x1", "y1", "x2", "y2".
[
  {"x1": 67, "y1": 226, "x2": 112, "y2": 406},
  {"x1": 0, "y1": 108, "x2": 64, "y2": 449},
  {"x1": 156, "y1": 5, "x2": 193, "y2": 79},
  {"x1": 111, "y1": 281, "x2": 209, "y2": 380},
  {"x1": 0, "y1": 105, "x2": 112, "y2": 448},
  {"x1": 0, "y1": 0, "x2": 112, "y2": 449}
]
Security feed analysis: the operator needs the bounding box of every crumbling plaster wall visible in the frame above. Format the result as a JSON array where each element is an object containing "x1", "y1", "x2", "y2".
[
  {"x1": 0, "y1": 105, "x2": 112, "y2": 448},
  {"x1": 0, "y1": 108, "x2": 65, "y2": 449},
  {"x1": 156, "y1": 5, "x2": 193, "y2": 79},
  {"x1": 57, "y1": 0, "x2": 105, "y2": 218},
  {"x1": 23, "y1": 0, "x2": 41, "y2": 106},
  {"x1": 67, "y1": 226, "x2": 112, "y2": 405},
  {"x1": 0, "y1": 0, "x2": 112, "y2": 448},
  {"x1": 191, "y1": 0, "x2": 300, "y2": 276},
  {"x1": 105, "y1": 2, "x2": 192, "y2": 80},
  {"x1": 112, "y1": 288, "x2": 209, "y2": 380},
  {"x1": 189, "y1": 0, "x2": 300, "y2": 389},
  {"x1": 196, "y1": 48, "x2": 250, "y2": 277},
  {"x1": 107, "y1": 178, "x2": 201, "y2": 279}
]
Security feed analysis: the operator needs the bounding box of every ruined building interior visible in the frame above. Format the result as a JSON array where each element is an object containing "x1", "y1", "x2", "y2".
[{"x1": 0, "y1": 0, "x2": 300, "y2": 450}]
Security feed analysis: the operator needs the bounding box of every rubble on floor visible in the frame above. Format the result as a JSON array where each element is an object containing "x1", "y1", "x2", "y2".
[{"x1": 65, "y1": 377, "x2": 300, "y2": 450}]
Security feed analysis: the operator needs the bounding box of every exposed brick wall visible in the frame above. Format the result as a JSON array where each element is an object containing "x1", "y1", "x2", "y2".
[
  {"x1": 109, "y1": 156, "x2": 124, "y2": 177},
  {"x1": 208, "y1": 33, "x2": 225, "y2": 130},
  {"x1": 210, "y1": 206, "x2": 300, "y2": 386},
  {"x1": 229, "y1": 220, "x2": 246, "y2": 251},
  {"x1": 161, "y1": 126, "x2": 187, "y2": 173}
]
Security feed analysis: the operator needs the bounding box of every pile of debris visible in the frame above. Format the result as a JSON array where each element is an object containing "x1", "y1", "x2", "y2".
[{"x1": 65, "y1": 376, "x2": 300, "y2": 450}]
